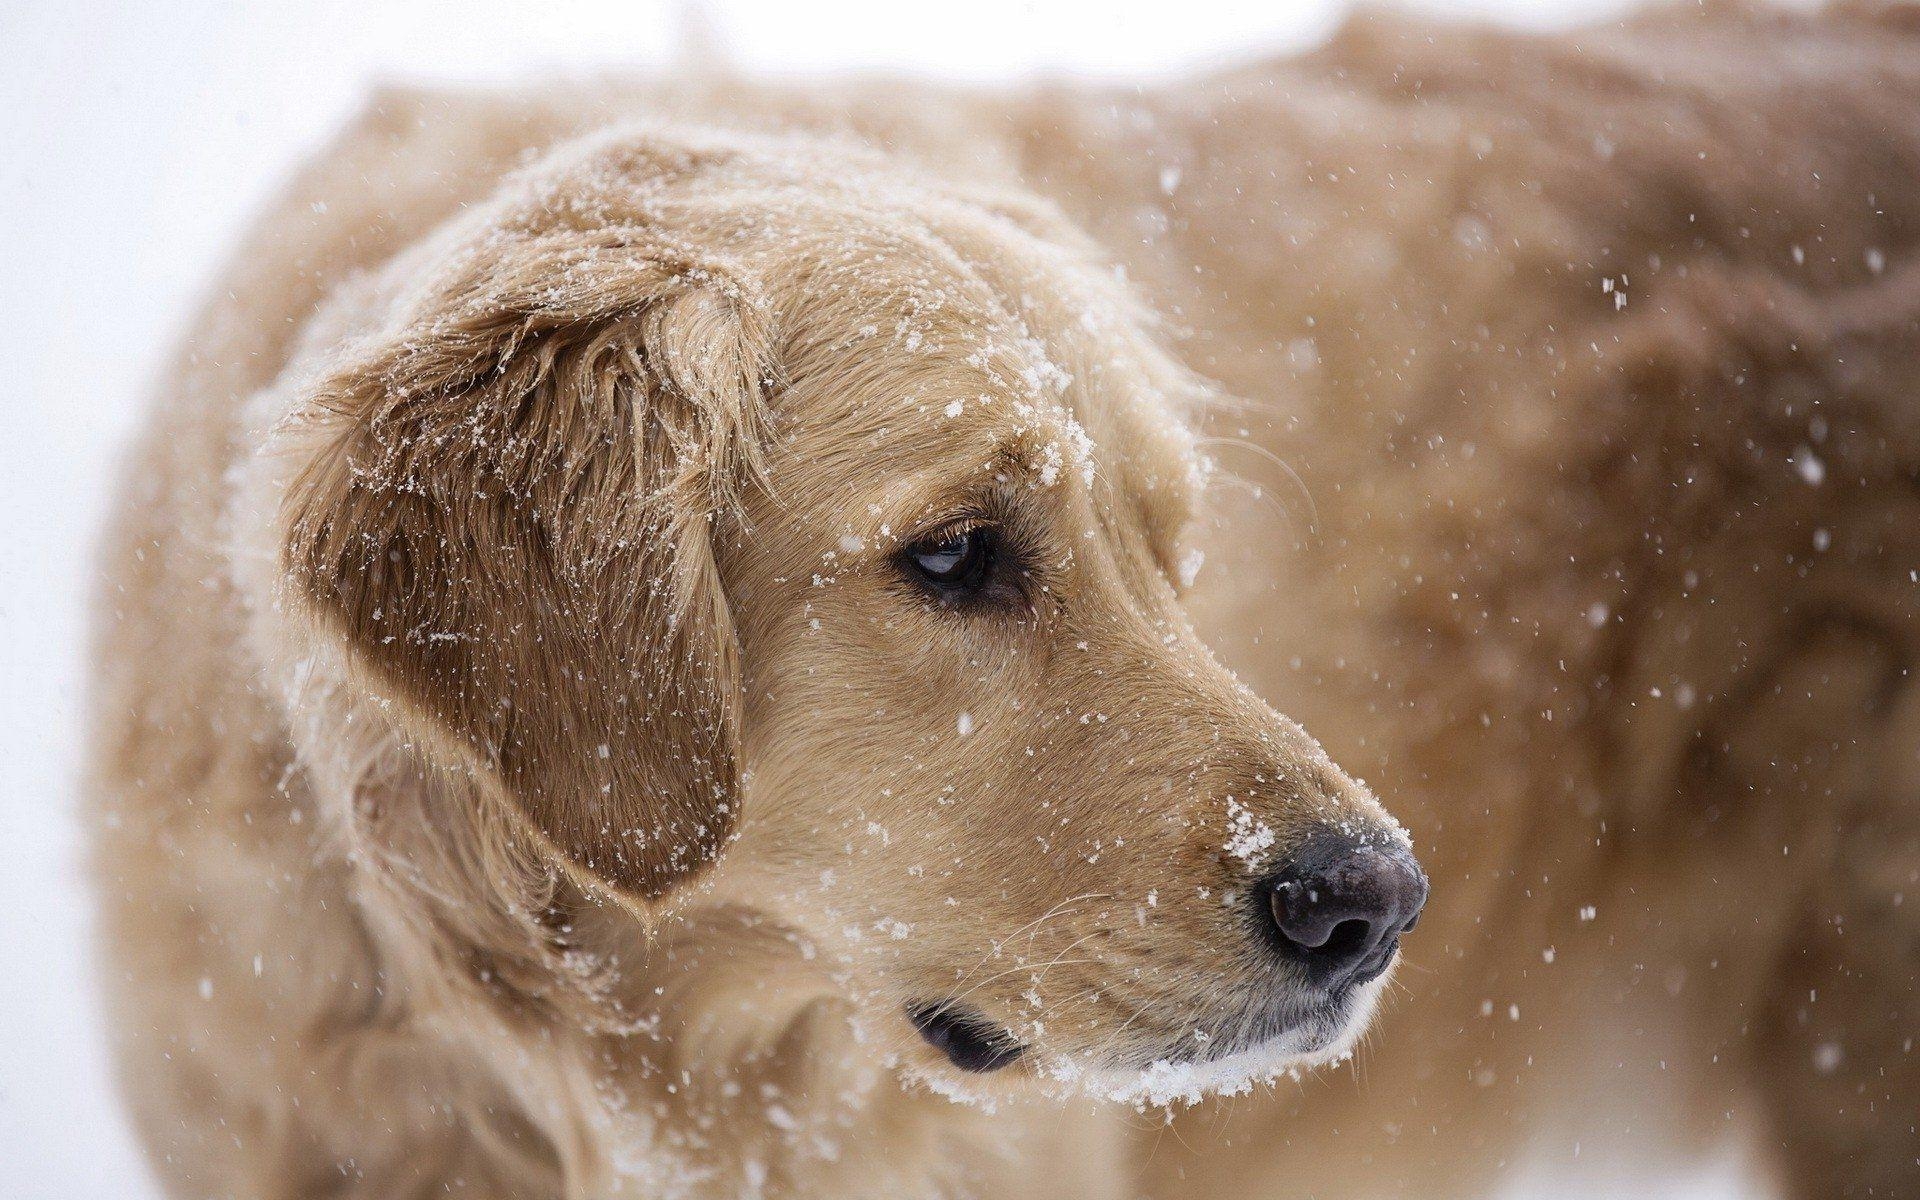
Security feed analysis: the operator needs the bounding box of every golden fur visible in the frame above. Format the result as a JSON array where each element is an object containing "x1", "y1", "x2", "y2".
[
  {"x1": 90, "y1": 122, "x2": 1399, "y2": 1198},
  {"x1": 89, "y1": 2, "x2": 1920, "y2": 1198}
]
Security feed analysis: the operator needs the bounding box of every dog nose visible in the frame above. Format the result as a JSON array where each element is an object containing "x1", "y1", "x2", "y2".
[{"x1": 1262, "y1": 833, "x2": 1427, "y2": 988}]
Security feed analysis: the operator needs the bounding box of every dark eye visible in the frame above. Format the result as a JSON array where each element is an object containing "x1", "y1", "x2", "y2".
[{"x1": 903, "y1": 525, "x2": 995, "y2": 596}]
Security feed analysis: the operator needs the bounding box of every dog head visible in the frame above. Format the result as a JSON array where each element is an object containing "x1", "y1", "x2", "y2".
[{"x1": 267, "y1": 127, "x2": 1424, "y2": 1108}]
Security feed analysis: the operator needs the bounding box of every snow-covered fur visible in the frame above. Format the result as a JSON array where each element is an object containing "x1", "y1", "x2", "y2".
[
  {"x1": 87, "y1": 123, "x2": 1400, "y2": 1198},
  {"x1": 90, "y1": 2, "x2": 1920, "y2": 1198}
]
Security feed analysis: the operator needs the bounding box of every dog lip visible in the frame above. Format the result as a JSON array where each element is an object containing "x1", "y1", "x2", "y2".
[
  {"x1": 1134, "y1": 966, "x2": 1389, "y2": 1070},
  {"x1": 906, "y1": 1001, "x2": 1026, "y2": 1073}
]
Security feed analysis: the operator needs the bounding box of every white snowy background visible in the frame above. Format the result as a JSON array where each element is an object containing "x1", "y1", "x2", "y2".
[{"x1": 0, "y1": 1, "x2": 1766, "y2": 1195}]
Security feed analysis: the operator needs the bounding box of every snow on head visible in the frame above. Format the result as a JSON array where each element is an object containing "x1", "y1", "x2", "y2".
[
  {"x1": 955, "y1": 324, "x2": 1099, "y2": 491},
  {"x1": 1036, "y1": 440, "x2": 1066, "y2": 488},
  {"x1": 1019, "y1": 355, "x2": 1073, "y2": 399},
  {"x1": 986, "y1": 377, "x2": 1099, "y2": 493},
  {"x1": 1061, "y1": 416, "x2": 1096, "y2": 488}
]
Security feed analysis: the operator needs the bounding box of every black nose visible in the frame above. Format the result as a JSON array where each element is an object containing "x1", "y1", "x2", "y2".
[{"x1": 1261, "y1": 833, "x2": 1428, "y2": 988}]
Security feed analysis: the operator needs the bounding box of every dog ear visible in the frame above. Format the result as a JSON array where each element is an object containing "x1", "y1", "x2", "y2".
[{"x1": 279, "y1": 219, "x2": 773, "y2": 905}]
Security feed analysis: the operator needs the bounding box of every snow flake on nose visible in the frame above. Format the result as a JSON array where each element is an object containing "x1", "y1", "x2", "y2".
[
  {"x1": 1223, "y1": 796, "x2": 1276, "y2": 866},
  {"x1": 956, "y1": 711, "x2": 975, "y2": 737}
]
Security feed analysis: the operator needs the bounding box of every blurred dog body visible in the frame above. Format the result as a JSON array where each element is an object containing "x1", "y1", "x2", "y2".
[{"x1": 89, "y1": 3, "x2": 1920, "y2": 1198}]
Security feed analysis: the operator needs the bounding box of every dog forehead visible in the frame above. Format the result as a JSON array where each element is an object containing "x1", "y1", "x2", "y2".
[
  {"x1": 721, "y1": 178, "x2": 1204, "y2": 555},
  {"x1": 767, "y1": 231, "x2": 1087, "y2": 434},
  {"x1": 768, "y1": 306, "x2": 1200, "y2": 556},
  {"x1": 766, "y1": 354, "x2": 1095, "y2": 515}
]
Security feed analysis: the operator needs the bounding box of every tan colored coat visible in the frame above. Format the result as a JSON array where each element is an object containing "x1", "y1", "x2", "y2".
[{"x1": 89, "y1": 3, "x2": 1920, "y2": 1197}]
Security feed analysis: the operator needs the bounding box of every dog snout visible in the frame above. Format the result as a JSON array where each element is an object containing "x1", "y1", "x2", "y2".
[{"x1": 1259, "y1": 832, "x2": 1427, "y2": 989}]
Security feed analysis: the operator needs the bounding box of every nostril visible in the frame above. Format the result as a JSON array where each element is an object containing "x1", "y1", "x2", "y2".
[
  {"x1": 1322, "y1": 917, "x2": 1374, "y2": 960},
  {"x1": 1268, "y1": 887, "x2": 1377, "y2": 960}
]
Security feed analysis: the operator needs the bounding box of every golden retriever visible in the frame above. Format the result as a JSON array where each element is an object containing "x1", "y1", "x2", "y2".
[
  {"x1": 87, "y1": 124, "x2": 1421, "y2": 1197},
  {"x1": 89, "y1": 2, "x2": 1920, "y2": 1198}
]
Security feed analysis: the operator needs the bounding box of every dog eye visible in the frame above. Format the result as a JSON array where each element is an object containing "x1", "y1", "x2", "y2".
[{"x1": 903, "y1": 526, "x2": 995, "y2": 595}]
